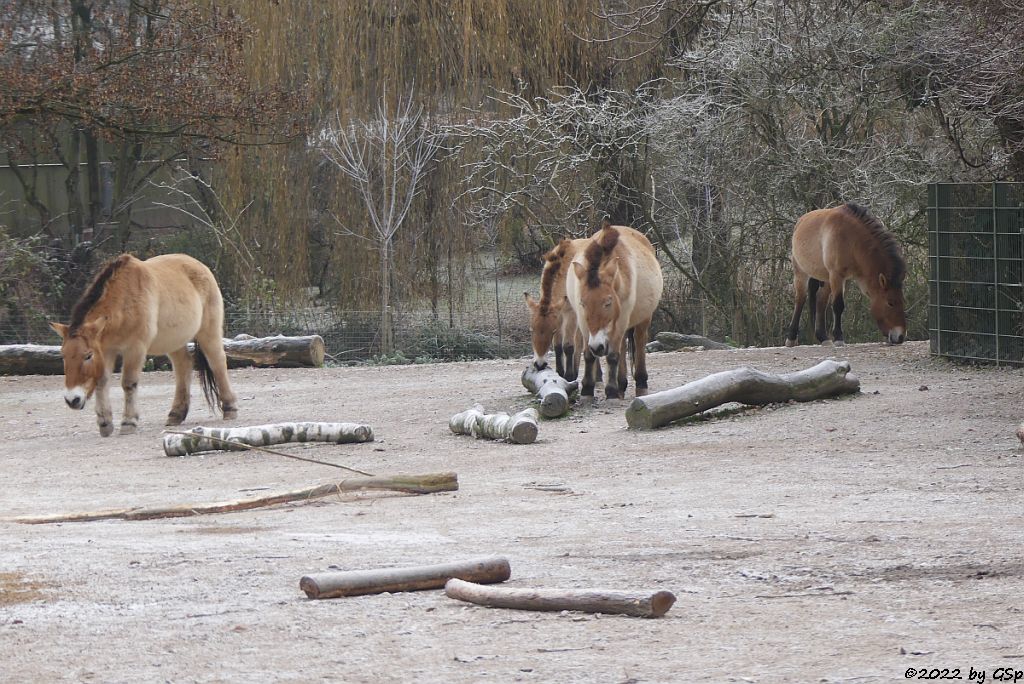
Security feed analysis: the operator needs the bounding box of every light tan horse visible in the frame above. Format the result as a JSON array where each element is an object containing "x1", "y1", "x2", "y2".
[
  {"x1": 566, "y1": 221, "x2": 663, "y2": 399},
  {"x1": 785, "y1": 202, "x2": 907, "y2": 347},
  {"x1": 50, "y1": 253, "x2": 238, "y2": 436},
  {"x1": 524, "y1": 237, "x2": 591, "y2": 381}
]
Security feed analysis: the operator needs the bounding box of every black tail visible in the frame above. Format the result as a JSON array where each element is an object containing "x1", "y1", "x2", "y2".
[{"x1": 193, "y1": 342, "x2": 221, "y2": 413}]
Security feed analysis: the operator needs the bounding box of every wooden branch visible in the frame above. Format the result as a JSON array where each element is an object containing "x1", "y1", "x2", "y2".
[
  {"x1": 646, "y1": 331, "x2": 734, "y2": 352},
  {"x1": 300, "y1": 556, "x2": 511, "y2": 599},
  {"x1": 0, "y1": 334, "x2": 325, "y2": 376},
  {"x1": 626, "y1": 359, "x2": 860, "y2": 429},
  {"x1": 3, "y1": 472, "x2": 459, "y2": 525},
  {"x1": 449, "y1": 404, "x2": 539, "y2": 444},
  {"x1": 163, "y1": 422, "x2": 374, "y2": 456},
  {"x1": 444, "y1": 578, "x2": 676, "y2": 618},
  {"x1": 521, "y1": 365, "x2": 579, "y2": 417}
]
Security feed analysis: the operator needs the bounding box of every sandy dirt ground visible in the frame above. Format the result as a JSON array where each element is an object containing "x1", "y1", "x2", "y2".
[{"x1": 2, "y1": 340, "x2": 1024, "y2": 683}]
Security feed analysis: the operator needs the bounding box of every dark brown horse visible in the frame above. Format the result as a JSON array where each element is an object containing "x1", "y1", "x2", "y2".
[{"x1": 785, "y1": 203, "x2": 906, "y2": 347}]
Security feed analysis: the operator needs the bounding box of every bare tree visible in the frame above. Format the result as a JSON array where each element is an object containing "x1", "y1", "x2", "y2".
[{"x1": 320, "y1": 94, "x2": 441, "y2": 354}]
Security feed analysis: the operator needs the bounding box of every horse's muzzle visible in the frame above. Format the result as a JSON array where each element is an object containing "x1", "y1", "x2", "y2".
[
  {"x1": 64, "y1": 387, "x2": 86, "y2": 410},
  {"x1": 590, "y1": 343, "x2": 607, "y2": 357},
  {"x1": 887, "y1": 329, "x2": 906, "y2": 345},
  {"x1": 65, "y1": 396, "x2": 84, "y2": 410}
]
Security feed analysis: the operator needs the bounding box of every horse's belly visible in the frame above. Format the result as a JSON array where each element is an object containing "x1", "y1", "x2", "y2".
[{"x1": 148, "y1": 305, "x2": 203, "y2": 355}]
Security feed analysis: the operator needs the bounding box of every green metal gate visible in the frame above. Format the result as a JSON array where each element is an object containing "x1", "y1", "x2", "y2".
[{"x1": 928, "y1": 182, "x2": 1024, "y2": 365}]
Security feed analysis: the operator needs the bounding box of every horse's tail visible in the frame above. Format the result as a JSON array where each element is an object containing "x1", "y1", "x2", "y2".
[
  {"x1": 626, "y1": 327, "x2": 636, "y2": 376},
  {"x1": 193, "y1": 341, "x2": 221, "y2": 412}
]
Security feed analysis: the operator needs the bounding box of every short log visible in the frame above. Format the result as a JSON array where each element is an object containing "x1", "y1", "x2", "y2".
[
  {"x1": 163, "y1": 421, "x2": 374, "y2": 456},
  {"x1": 520, "y1": 365, "x2": 579, "y2": 418},
  {"x1": 449, "y1": 404, "x2": 539, "y2": 444},
  {"x1": 444, "y1": 578, "x2": 676, "y2": 618},
  {"x1": 300, "y1": 556, "x2": 511, "y2": 599},
  {"x1": 647, "y1": 331, "x2": 734, "y2": 352},
  {"x1": 626, "y1": 359, "x2": 860, "y2": 429},
  {"x1": 0, "y1": 344, "x2": 65, "y2": 375}
]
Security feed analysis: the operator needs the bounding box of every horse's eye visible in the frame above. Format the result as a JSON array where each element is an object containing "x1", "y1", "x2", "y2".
[{"x1": 83, "y1": 352, "x2": 93, "y2": 361}]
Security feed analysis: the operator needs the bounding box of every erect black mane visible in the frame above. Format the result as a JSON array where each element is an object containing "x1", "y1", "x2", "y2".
[
  {"x1": 69, "y1": 255, "x2": 131, "y2": 333},
  {"x1": 842, "y1": 202, "x2": 906, "y2": 287},
  {"x1": 538, "y1": 240, "x2": 571, "y2": 313},
  {"x1": 582, "y1": 227, "x2": 620, "y2": 289}
]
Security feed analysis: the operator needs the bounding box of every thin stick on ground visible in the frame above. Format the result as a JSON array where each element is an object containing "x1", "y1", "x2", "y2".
[
  {"x1": 163, "y1": 430, "x2": 374, "y2": 476},
  {"x1": 2, "y1": 472, "x2": 459, "y2": 524}
]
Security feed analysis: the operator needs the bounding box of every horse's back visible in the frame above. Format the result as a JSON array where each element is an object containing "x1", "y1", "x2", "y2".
[
  {"x1": 791, "y1": 206, "x2": 859, "y2": 281},
  {"x1": 611, "y1": 225, "x2": 663, "y2": 323},
  {"x1": 138, "y1": 254, "x2": 223, "y2": 354}
]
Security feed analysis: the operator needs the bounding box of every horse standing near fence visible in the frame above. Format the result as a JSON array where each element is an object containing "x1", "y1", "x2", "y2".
[
  {"x1": 50, "y1": 253, "x2": 238, "y2": 437},
  {"x1": 523, "y1": 237, "x2": 598, "y2": 382},
  {"x1": 785, "y1": 202, "x2": 907, "y2": 347},
  {"x1": 566, "y1": 221, "x2": 663, "y2": 399}
]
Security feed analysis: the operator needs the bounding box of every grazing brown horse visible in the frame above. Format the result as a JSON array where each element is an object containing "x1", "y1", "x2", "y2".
[
  {"x1": 566, "y1": 222, "x2": 664, "y2": 399},
  {"x1": 524, "y1": 237, "x2": 592, "y2": 381},
  {"x1": 785, "y1": 202, "x2": 907, "y2": 347},
  {"x1": 50, "y1": 253, "x2": 238, "y2": 436}
]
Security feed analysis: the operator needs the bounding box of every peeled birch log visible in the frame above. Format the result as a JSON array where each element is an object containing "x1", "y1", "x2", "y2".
[
  {"x1": 520, "y1": 365, "x2": 579, "y2": 418},
  {"x1": 449, "y1": 404, "x2": 539, "y2": 444},
  {"x1": 626, "y1": 359, "x2": 860, "y2": 430},
  {"x1": 444, "y1": 578, "x2": 676, "y2": 618},
  {"x1": 3, "y1": 472, "x2": 459, "y2": 524},
  {"x1": 646, "y1": 331, "x2": 734, "y2": 352},
  {"x1": 163, "y1": 421, "x2": 374, "y2": 456},
  {"x1": 300, "y1": 556, "x2": 511, "y2": 599},
  {"x1": 0, "y1": 335, "x2": 324, "y2": 376}
]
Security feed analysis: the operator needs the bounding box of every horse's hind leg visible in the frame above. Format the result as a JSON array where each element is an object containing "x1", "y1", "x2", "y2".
[
  {"x1": 828, "y1": 276, "x2": 847, "y2": 345},
  {"x1": 632, "y1": 323, "x2": 651, "y2": 397},
  {"x1": 166, "y1": 347, "x2": 192, "y2": 425},
  {"x1": 785, "y1": 261, "x2": 808, "y2": 346},
  {"x1": 807, "y1": 278, "x2": 831, "y2": 344},
  {"x1": 118, "y1": 346, "x2": 146, "y2": 434}
]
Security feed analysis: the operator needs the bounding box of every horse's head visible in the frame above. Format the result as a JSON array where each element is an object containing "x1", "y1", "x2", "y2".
[
  {"x1": 49, "y1": 319, "x2": 107, "y2": 409},
  {"x1": 869, "y1": 273, "x2": 906, "y2": 344},
  {"x1": 524, "y1": 292, "x2": 564, "y2": 370},
  {"x1": 571, "y1": 254, "x2": 622, "y2": 358}
]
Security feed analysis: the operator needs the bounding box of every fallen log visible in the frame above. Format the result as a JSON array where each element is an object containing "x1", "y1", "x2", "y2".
[
  {"x1": 300, "y1": 556, "x2": 511, "y2": 599},
  {"x1": 520, "y1": 365, "x2": 578, "y2": 418},
  {"x1": 646, "y1": 331, "x2": 734, "y2": 352},
  {"x1": 163, "y1": 421, "x2": 374, "y2": 456},
  {"x1": 449, "y1": 404, "x2": 539, "y2": 444},
  {"x1": 0, "y1": 334, "x2": 325, "y2": 376},
  {"x1": 444, "y1": 578, "x2": 676, "y2": 618},
  {"x1": 2, "y1": 472, "x2": 459, "y2": 524},
  {"x1": 625, "y1": 359, "x2": 860, "y2": 430}
]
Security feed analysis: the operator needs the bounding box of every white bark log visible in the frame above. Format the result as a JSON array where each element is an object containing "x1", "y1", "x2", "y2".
[
  {"x1": 163, "y1": 421, "x2": 374, "y2": 456},
  {"x1": 444, "y1": 578, "x2": 676, "y2": 618},
  {"x1": 626, "y1": 359, "x2": 860, "y2": 429},
  {"x1": 520, "y1": 365, "x2": 578, "y2": 418},
  {"x1": 449, "y1": 404, "x2": 539, "y2": 444}
]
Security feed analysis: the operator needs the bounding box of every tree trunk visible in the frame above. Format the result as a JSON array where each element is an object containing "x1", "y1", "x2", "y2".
[
  {"x1": 444, "y1": 578, "x2": 676, "y2": 618},
  {"x1": 0, "y1": 335, "x2": 326, "y2": 376},
  {"x1": 163, "y1": 421, "x2": 374, "y2": 456},
  {"x1": 449, "y1": 404, "x2": 539, "y2": 444},
  {"x1": 625, "y1": 359, "x2": 860, "y2": 429},
  {"x1": 520, "y1": 365, "x2": 579, "y2": 418},
  {"x1": 300, "y1": 556, "x2": 511, "y2": 599}
]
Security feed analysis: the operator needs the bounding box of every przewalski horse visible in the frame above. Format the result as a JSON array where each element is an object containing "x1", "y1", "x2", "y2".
[
  {"x1": 524, "y1": 237, "x2": 592, "y2": 381},
  {"x1": 785, "y1": 203, "x2": 907, "y2": 347},
  {"x1": 567, "y1": 222, "x2": 663, "y2": 399},
  {"x1": 50, "y1": 253, "x2": 238, "y2": 436}
]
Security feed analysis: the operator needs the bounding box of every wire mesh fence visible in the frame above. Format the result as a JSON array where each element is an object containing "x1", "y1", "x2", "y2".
[{"x1": 928, "y1": 182, "x2": 1024, "y2": 366}]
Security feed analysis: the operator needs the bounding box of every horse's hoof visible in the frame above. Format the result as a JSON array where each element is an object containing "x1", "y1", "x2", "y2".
[
  {"x1": 784, "y1": 339, "x2": 797, "y2": 348},
  {"x1": 635, "y1": 388, "x2": 649, "y2": 397},
  {"x1": 165, "y1": 414, "x2": 185, "y2": 426},
  {"x1": 604, "y1": 387, "x2": 621, "y2": 400},
  {"x1": 222, "y1": 408, "x2": 238, "y2": 420},
  {"x1": 98, "y1": 422, "x2": 114, "y2": 438},
  {"x1": 578, "y1": 395, "x2": 595, "y2": 408},
  {"x1": 120, "y1": 422, "x2": 137, "y2": 435}
]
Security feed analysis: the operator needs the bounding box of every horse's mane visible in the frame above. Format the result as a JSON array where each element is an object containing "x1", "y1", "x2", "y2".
[
  {"x1": 538, "y1": 239, "x2": 572, "y2": 312},
  {"x1": 842, "y1": 203, "x2": 906, "y2": 287},
  {"x1": 583, "y1": 226, "x2": 620, "y2": 288},
  {"x1": 69, "y1": 255, "x2": 132, "y2": 333}
]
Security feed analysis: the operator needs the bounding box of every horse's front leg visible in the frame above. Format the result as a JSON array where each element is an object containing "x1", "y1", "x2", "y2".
[
  {"x1": 94, "y1": 352, "x2": 116, "y2": 437},
  {"x1": 604, "y1": 340, "x2": 623, "y2": 400},
  {"x1": 118, "y1": 346, "x2": 146, "y2": 434},
  {"x1": 581, "y1": 344, "x2": 598, "y2": 399},
  {"x1": 553, "y1": 340, "x2": 565, "y2": 379},
  {"x1": 165, "y1": 347, "x2": 193, "y2": 425}
]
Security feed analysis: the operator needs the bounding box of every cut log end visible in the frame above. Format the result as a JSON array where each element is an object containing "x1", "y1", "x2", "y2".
[{"x1": 539, "y1": 392, "x2": 569, "y2": 418}]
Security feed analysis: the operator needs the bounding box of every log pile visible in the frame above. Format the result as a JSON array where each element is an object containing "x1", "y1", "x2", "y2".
[{"x1": 626, "y1": 359, "x2": 860, "y2": 429}]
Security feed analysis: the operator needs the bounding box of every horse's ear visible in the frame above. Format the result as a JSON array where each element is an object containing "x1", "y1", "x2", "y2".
[
  {"x1": 49, "y1": 322, "x2": 69, "y2": 340},
  {"x1": 523, "y1": 292, "x2": 538, "y2": 309},
  {"x1": 550, "y1": 297, "x2": 564, "y2": 314},
  {"x1": 606, "y1": 257, "x2": 620, "y2": 280},
  {"x1": 82, "y1": 316, "x2": 108, "y2": 338},
  {"x1": 878, "y1": 273, "x2": 888, "y2": 289},
  {"x1": 571, "y1": 261, "x2": 586, "y2": 281}
]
